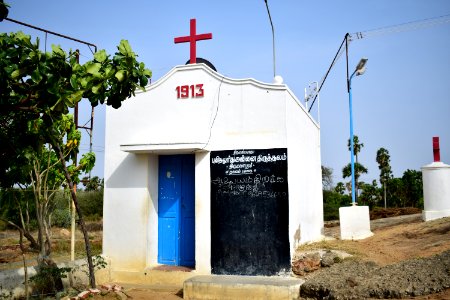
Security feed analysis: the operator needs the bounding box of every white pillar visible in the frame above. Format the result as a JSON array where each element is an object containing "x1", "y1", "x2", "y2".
[
  {"x1": 339, "y1": 206, "x2": 373, "y2": 240},
  {"x1": 422, "y1": 162, "x2": 450, "y2": 221}
]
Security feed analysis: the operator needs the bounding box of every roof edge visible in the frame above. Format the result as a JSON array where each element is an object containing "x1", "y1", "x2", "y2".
[{"x1": 136, "y1": 64, "x2": 288, "y2": 94}]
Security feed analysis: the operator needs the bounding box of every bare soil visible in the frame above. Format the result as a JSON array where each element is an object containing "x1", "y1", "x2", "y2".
[
  {"x1": 316, "y1": 213, "x2": 450, "y2": 266},
  {"x1": 0, "y1": 222, "x2": 102, "y2": 270},
  {"x1": 1, "y1": 211, "x2": 449, "y2": 299},
  {"x1": 299, "y1": 214, "x2": 450, "y2": 299}
]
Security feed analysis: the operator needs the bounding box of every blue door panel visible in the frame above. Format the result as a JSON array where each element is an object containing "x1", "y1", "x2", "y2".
[
  {"x1": 158, "y1": 217, "x2": 177, "y2": 264},
  {"x1": 180, "y1": 216, "x2": 195, "y2": 266},
  {"x1": 158, "y1": 154, "x2": 195, "y2": 267},
  {"x1": 180, "y1": 155, "x2": 195, "y2": 266}
]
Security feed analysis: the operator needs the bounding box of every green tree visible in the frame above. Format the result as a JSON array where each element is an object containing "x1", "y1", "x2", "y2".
[
  {"x1": 345, "y1": 135, "x2": 367, "y2": 201},
  {"x1": 28, "y1": 115, "x2": 94, "y2": 264},
  {"x1": 82, "y1": 176, "x2": 104, "y2": 191},
  {"x1": 323, "y1": 190, "x2": 350, "y2": 220},
  {"x1": 334, "y1": 182, "x2": 345, "y2": 195},
  {"x1": 0, "y1": 31, "x2": 151, "y2": 288},
  {"x1": 359, "y1": 180, "x2": 380, "y2": 207},
  {"x1": 401, "y1": 169, "x2": 423, "y2": 208},
  {"x1": 342, "y1": 162, "x2": 368, "y2": 200},
  {"x1": 376, "y1": 147, "x2": 393, "y2": 208},
  {"x1": 321, "y1": 166, "x2": 333, "y2": 190},
  {"x1": 348, "y1": 135, "x2": 364, "y2": 164},
  {"x1": 387, "y1": 178, "x2": 405, "y2": 207}
]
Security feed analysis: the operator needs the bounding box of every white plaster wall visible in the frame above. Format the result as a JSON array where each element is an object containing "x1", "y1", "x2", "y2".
[
  {"x1": 146, "y1": 155, "x2": 159, "y2": 266},
  {"x1": 207, "y1": 80, "x2": 287, "y2": 150},
  {"x1": 285, "y1": 90, "x2": 324, "y2": 252},
  {"x1": 103, "y1": 149, "x2": 149, "y2": 270},
  {"x1": 103, "y1": 64, "x2": 323, "y2": 274},
  {"x1": 114, "y1": 67, "x2": 223, "y2": 147},
  {"x1": 194, "y1": 151, "x2": 211, "y2": 273}
]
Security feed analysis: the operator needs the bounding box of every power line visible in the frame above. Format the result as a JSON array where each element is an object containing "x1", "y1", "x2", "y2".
[
  {"x1": 350, "y1": 13, "x2": 450, "y2": 41},
  {"x1": 306, "y1": 13, "x2": 450, "y2": 112},
  {"x1": 307, "y1": 35, "x2": 347, "y2": 112}
]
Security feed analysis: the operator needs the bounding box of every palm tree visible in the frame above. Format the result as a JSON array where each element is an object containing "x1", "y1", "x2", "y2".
[
  {"x1": 345, "y1": 135, "x2": 366, "y2": 201},
  {"x1": 347, "y1": 135, "x2": 364, "y2": 164},
  {"x1": 376, "y1": 148, "x2": 392, "y2": 208},
  {"x1": 342, "y1": 162, "x2": 368, "y2": 201}
]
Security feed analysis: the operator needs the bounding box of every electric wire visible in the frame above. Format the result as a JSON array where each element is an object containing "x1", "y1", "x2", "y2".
[
  {"x1": 350, "y1": 13, "x2": 450, "y2": 41},
  {"x1": 307, "y1": 13, "x2": 450, "y2": 112},
  {"x1": 307, "y1": 35, "x2": 346, "y2": 112},
  {"x1": 202, "y1": 76, "x2": 224, "y2": 150}
]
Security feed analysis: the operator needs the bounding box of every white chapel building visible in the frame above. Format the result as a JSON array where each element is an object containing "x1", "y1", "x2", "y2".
[{"x1": 102, "y1": 61, "x2": 324, "y2": 279}]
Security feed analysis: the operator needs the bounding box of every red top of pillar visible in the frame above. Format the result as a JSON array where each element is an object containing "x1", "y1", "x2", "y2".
[{"x1": 433, "y1": 136, "x2": 440, "y2": 162}]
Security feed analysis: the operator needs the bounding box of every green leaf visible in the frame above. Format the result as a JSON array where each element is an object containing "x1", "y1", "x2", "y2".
[
  {"x1": 94, "y1": 50, "x2": 108, "y2": 63},
  {"x1": 92, "y1": 84, "x2": 102, "y2": 95},
  {"x1": 115, "y1": 70, "x2": 126, "y2": 82},
  {"x1": 15, "y1": 31, "x2": 32, "y2": 47},
  {"x1": 143, "y1": 69, "x2": 152, "y2": 77},
  {"x1": 140, "y1": 75, "x2": 148, "y2": 87},
  {"x1": 118, "y1": 40, "x2": 135, "y2": 58},
  {"x1": 65, "y1": 90, "x2": 84, "y2": 107},
  {"x1": 70, "y1": 76, "x2": 78, "y2": 89},
  {"x1": 79, "y1": 152, "x2": 96, "y2": 173},
  {"x1": 4, "y1": 64, "x2": 18, "y2": 76},
  {"x1": 85, "y1": 62, "x2": 102, "y2": 75},
  {"x1": 104, "y1": 65, "x2": 115, "y2": 78},
  {"x1": 51, "y1": 98, "x2": 64, "y2": 112},
  {"x1": 11, "y1": 68, "x2": 23, "y2": 79},
  {"x1": 51, "y1": 44, "x2": 66, "y2": 58},
  {"x1": 80, "y1": 76, "x2": 91, "y2": 88},
  {"x1": 31, "y1": 69, "x2": 43, "y2": 83}
]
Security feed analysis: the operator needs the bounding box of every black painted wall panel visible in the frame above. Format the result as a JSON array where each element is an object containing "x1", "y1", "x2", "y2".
[{"x1": 210, "y1": 148, "x2": 290, "y2": 275}]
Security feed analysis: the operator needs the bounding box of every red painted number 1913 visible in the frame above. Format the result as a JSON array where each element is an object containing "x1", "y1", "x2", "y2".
[{"x1": 176, "y1": 84, "x2": 204, "y2": 99}]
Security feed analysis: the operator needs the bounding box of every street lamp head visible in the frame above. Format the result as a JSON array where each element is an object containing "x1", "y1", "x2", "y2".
[{"x1": 355, "y1": 58, "x2": 368, "y2": 76}]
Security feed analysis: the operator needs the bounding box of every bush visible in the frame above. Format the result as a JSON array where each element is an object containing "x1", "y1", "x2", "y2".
[
  {"x1": 52, "y1": 189, "x2": 103, "y2": 220},
  {"x1": 77, "y1": 190, "x2": 103, "y2": 218},
  {"x1": 0, "y1": 188, "x2": 37, "y2": 229},
  {"x1": 323, "y1": 190, "x2": 351, "y2": 221},
  {"x1": 51, "y1": 208, "x2": 72, "y2": 228}
]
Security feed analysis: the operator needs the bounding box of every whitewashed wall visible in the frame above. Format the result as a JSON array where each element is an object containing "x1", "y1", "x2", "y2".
[
  {"x1": 103, "y1": 64, "x2": 323, "y2": 275},
  {"x1": 285, "y1": 90, "x2": 324, "y2": 250}
]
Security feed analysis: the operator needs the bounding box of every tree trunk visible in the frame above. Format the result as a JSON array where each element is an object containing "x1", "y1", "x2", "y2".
[
  {"x1": 19, "y1": 230, "x2": 29, "y2": 300},
  {"x1": 3, "y1": 220, "x2": 39, "y2": 252},
  {"x1": 52, "y1": 141, "x2": 96, "y2": 288},
  {"x1": 384, "y1": 184, "x2": 387, "y2": 209}
]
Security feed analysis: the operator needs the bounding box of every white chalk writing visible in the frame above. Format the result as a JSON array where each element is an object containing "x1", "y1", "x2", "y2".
[{"x1": 211, "y1": 174, "x2": 285, "y2": 199}]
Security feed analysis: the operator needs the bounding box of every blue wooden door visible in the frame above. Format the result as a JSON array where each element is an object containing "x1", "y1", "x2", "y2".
[{"x1": 158, "y1": 155, "x2": 195, "y2": 267}]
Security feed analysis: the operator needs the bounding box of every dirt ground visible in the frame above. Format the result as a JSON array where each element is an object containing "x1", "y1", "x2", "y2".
[
  {"x1": 316, "y1": 213, "x2": 450, "y2": 266},
  {"x1": 1, "y1": 211, "x2": 449, "y2": 299},
  {"x1": 100, "y1": 213, "x2": 450, "y2": 300},
  {"x1": 0, "y1": 222, "x2": 103, "y2": 270},
  {"x1": 299, "y1": 214, "x2": 450, "y2": 299}
]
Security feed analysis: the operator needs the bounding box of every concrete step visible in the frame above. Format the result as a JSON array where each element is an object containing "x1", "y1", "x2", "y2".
[
  {"x1": 106, "y1": 266, "x2": 196, "y2": 287},
  {"x1": 183, "y1": 275, "x2": 304, "y2": 300}
]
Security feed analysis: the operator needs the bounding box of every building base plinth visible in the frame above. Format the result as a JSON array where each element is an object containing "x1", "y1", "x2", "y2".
[
  {"x1": 422, "y1": 209, "x2": 450, "y2": 222},
  {"x1": 339, "y1": 206, "x2": 373, "y2": 240},
  {"x1": 101, "y1": 268, "x2": 196, "y2": 287},
  {"x1": 183, "y1": 275, "x2": 303, "y2": 300}
]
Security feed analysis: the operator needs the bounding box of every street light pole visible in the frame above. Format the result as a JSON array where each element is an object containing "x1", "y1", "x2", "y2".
[
  {"x1": 348, "y1": 58, "x2": 368, "y2": 205},
  {"x1": 264, "y1": 0, "x2": 276, "y2": 78}
]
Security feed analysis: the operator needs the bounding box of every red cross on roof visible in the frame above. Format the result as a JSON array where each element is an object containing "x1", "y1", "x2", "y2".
[{"x1": 174, "y1": 19, "x2": 212, "y2": 64}]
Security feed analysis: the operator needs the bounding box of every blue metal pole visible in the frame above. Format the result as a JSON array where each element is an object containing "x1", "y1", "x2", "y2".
[{"x1": 349, "y1": 72, "x2": 356, "y2": 205}]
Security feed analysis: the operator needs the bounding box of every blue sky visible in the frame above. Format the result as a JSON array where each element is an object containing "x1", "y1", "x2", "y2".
[{"x1": 2, "y1": 0, "x2": 449, "y2": 187}]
